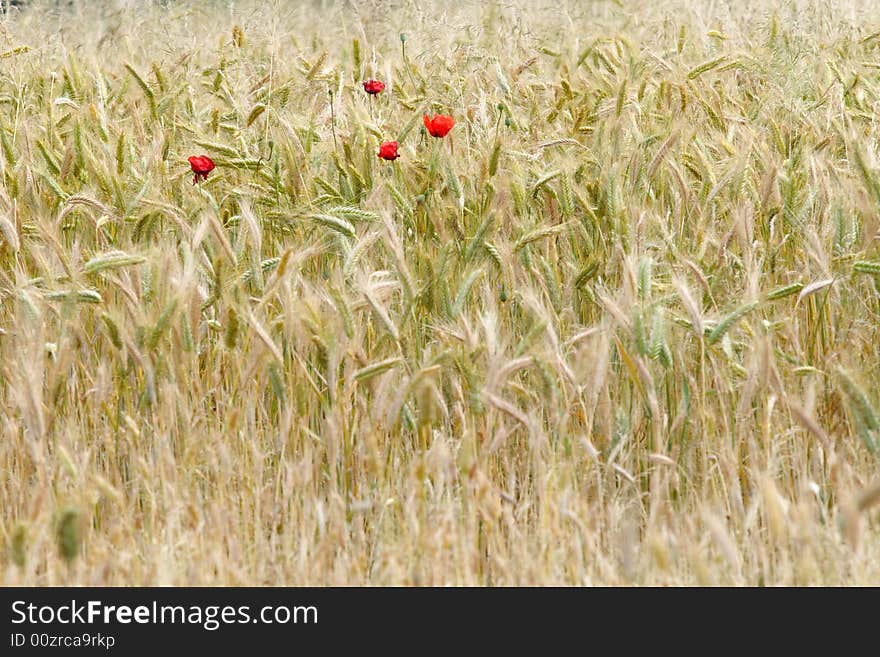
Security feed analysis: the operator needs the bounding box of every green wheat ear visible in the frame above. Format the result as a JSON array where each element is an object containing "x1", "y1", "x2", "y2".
[
  {"x1": 10, "y1": 523, "x2": 27, "y2": 568},
  {"x1": 838, "y1": 369, "x2": 880, "y2": 454},
  {"x1": 56, "y1": 507, "x2": 82, "y2": 565},
  {"x1": 853, "y1": 260, "x2": 880, "y2": 276},
  {"x1": 707, "y1": 301, "x2": 759, "y2": 345}
]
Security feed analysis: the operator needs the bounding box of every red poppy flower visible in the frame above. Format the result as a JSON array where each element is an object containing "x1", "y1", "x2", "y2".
[
  {"x1": 377, "y1": 141, "x2": 400, "y2": 161},
  {"x1": 363, "y1": 79, "x2": 385, "y2": 95},
  {"x1": 188, "y1": 155, "x2": 215, "y2": 184},
  {"x1": 423, "y1": 114, "x2": 455, "y2": 138}
]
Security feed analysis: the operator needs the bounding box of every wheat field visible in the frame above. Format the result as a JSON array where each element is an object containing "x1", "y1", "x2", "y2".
[{"x1": 1, "y1": 0, "x2": 879, "y2": 586}]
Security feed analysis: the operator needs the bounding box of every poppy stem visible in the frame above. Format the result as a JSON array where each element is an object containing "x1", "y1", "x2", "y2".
[
  {"x1": 400, "y1": 34, "x2": 417, "y2": 89},
  {"x1": 427, "y1": 138, "x2": 440, "y2": 184}
]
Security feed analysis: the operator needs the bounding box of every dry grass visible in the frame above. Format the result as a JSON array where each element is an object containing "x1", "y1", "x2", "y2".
[{"x1": 1, "y1": 0, "x2": 880, "y2": 585}]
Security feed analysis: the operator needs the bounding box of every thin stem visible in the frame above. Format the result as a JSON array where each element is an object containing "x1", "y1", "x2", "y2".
[{"x1": 329, "y1": 88, "x2": 338, "y2": 151}]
